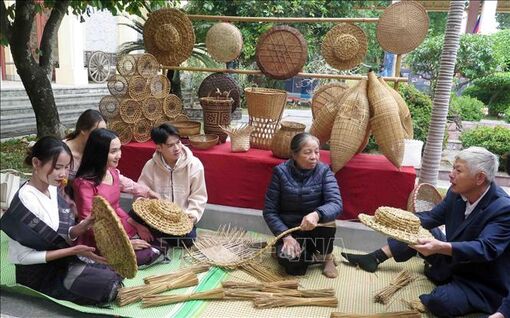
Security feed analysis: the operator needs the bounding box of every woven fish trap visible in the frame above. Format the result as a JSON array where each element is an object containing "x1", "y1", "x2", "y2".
[
  {"x1": 270, "y1": 121, "x2": 306, "y2": 159},
  {"x1": 133, "y1": 118, "x2": 152, "y2": 143},
  {"x1": 132, "y1": 199, "x2": 193, "y2": 235},
  {"x1": 108, "y1": 120, "x2": 133, "y2": 144},
  {"x1": 92, "y1": 196, "x2": 137, "y2": 278},
  {"x1": 119, "y1": 98, "x2": 142, "y2": 124},
  {"x1": 330, "y1": 79, "x2": 370, "y2": 173},
  {"x1": 99, "y1": 95, "x2": 120, "y2": 120},
  {"x1": 163, "y1": 94, "x2": 183, "y2": 117},
  {"x1": 199, "y1": 95, "x2": 233, "y2": 143},
  {"x1": 107, "y1": 74, "x2": 128, "y2": 97},
  {"x1": 220, "y1": 124, "x2": 254, "y2": 152},
  {"x1": 137, "y1": 53, "x2": 159, "y2": 78},
  {"x1": 379, "y1": 78, "x2": 413, "y2": 139},
  {"x1": 311, "y1": 82, "x2": 349, "y2": 119},
  {"x1": 198, "y1": 73, "x2": 241, "y2": 113},
  {"x1": 407, "y1": 183, "x2": 443, "y2": 213},
  {"x1": 128, "y1": 75, "x2": 149, "y2": 100},
  {"x1": 142, "y1": 97, "x2": 163, "y2": 121},
  {"x1": 205, "y1": 22, "x2": 243, "y2": 63},
  {"x1": 149, "y1": 75, "x2": 170, "y2": 99},
  {"x1": 117, "y1": 54, "x2": 137, "y2": 76},
  {"x1": 368, "y1": 71, "x2": 404, "y2": 168}
]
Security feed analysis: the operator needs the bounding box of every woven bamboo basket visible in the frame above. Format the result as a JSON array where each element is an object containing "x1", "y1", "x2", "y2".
[
  {"x1": 330, "y1": 79, "x2": 370, "y2": 172},
  {"x1": 245, "y1": 87, "x2": 287, "y2": 150},
  {"x1": 198, "y1": 73, "x2": 241, "y2": 113},
  {"x1": 128, "y1": 75, "x2": 149, "y2": 100},
  {"x1": 379, "y1": 78, "x2": 413, "y2": 139},
  {"x1": 199, "y1": 93, "x2": 233, "y2": 143},
  {"x1": 170, "y1": 120, "x2": 201, "y2": 138},
  {"x1": 107, "y1": 75, "x2": 128, "y2": 97},
  {"x1": 108, "y1": 120, "x2": 133, "y2": 145},
  {"x1": 142, "y1": 97, "x2": 163, "y2": 121},
  {"x1": 137, "y1": 53, "x2": 159, "y2": 78},
  {"x1": 367, "y1": 71, "x2": 404, "y2": 168},
  {"x1": 311, "y1": 83, "x2": 349, "y2": 119},
  {"x1": 221, "y1": 124, "x2": 254, "y2": 152},
  {"x1": 270, "y1": 121, "x2": 306, "y2": 159},
  {"x1": 99, "y1": 95, "x2": 120, "y2": 120},
  {"x1": 119, "y1": 99, "x2": 142, "y2": 124},
  {"x1": 117, "y1": 54, "x2": 137, "y2": 77},
  {"x1": 407, "y1": 183, "x2": 443, "y2": 213},
  {"x1": 133, "y1": 118, "x2": 153, "y2": 143},
  {"x1": 163, "y1": 94, "x2": 183, "y2": 118},
  {"x1": 189, "y1": 134, "x2": 219, "y2": 150},
  {"x1": 149, "y1": 75, "x2": 170, "y2": 99}
]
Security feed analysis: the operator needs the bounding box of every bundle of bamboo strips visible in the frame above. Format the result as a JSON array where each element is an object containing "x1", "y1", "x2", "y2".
[
  {"x1": 330, "y1": 311, "x2": 420, "y2": 318},
  {"x1": 142, "y1": 288, "x2": 225, "y2": 308},
  {"x1": 221, "y1": 279, "x2": 299, "y2": 290},
  {"x1": 143, "y1": 264, "x2": 210, "y2": 284},
  {"x1": 373, "y1": 269, "x2": 415, "y2": 304},
  {"x1": 224, "y1": 289, "x2": 272, "y2": 300},
  {"x1": 240, "y1": 262, "x2": 288, "y2": 282},
  {"x1": 253, "y1": 296, "x2": 338, "y2": 308},
  {"x1": 261, "y1": 287, "x2": 335, "y2": 298},
  {"x1": 401, "y1": 298, "x2": 426, "y2": 313},
  {"x1": 117, "y1": 272, "x2": 199, "y2": 306}
]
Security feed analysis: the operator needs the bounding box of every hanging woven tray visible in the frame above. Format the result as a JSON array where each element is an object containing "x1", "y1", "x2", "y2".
[
  {"x1": 163, "y1": 94, "x2": 183, "y2": 117},
  {"x1": 142, "y1": 97, "x2": 164, "y2": 121},
  {"x1": 119, "y1": 99, "x2": 142, "y2": 124},
  {"x1": 149, "y1": 75, "x2": 170, "y2": 98},
  {"x1": 311, "y1": 82, "x2": 349, "y2": 119},
  {"x1": 198, "y1": 73, "x2": 241, "y2": 113},
  {"x1": 117, "y1": 54, "x2": 137, "y2": 77},
  {"x1": 128, "y1": 75, "x2": 149, "y2": 100},
  {"x1": 107, "y1": 75, "x2": 128, "y2": 97},
  {"x1": 255, "y1": 25, "x2": 308, "y2": 80},
  {"x1": 99, "y1": 95, "x2": 121, "y2": 120},
  {"x1": 108, "y1": 120, "x2": 133, "y2": 145},
  {"x1": 137, "y1": 53, "x2": 159, "y2": 78},
  {"x1": 133, "y1": 118, "x2": 153, "y2": 143}
]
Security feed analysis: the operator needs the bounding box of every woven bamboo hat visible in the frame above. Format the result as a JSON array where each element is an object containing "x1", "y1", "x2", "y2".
[
  {"x1": 376, "y1": 1, "x2": 429, "y2": 54},
  {"x1": 143, "y1": 8, "x2": 195, "y2": 66},
  {"x1": 206, "y1": 22, "x2": 243, "y2": 63},
  {"x1": 132, "y1": 198, "x2": 193, "y2": 236},
  {"x1": 358, "y1": 206, "x2": 433, "y2": 245},
  {"x1": 321, "y1": 23, "x2": 368, "y2": 70},
  {"x1": 92, "y1": 196, "x2": 137, "y2": 278}
]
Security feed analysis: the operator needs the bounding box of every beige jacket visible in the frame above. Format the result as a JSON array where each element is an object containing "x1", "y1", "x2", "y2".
[{"x1": 137, "y1": 145, "x2": 207, "y2": 222}]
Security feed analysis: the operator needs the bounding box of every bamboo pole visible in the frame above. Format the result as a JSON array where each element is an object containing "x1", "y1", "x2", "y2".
[
  {"x1": 187, "y1": 15, "x2": 379, "y2": 23},
  {"x1": 161, "y1": 66, "x2": 408, "y2": 83},
  {"x1": 393, "y1": 54, "x2": 403, "y2": 89}
]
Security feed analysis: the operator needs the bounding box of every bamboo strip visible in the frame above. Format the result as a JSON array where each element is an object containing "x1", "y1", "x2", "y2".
[
  {"x1": 142, "y1": 288, "x2": 225, "y2": 308},
  {"x1": 393, "y1": 54, "x2": 403, "y2": 89},
  {"x1": 187, "y1": 15, "x2": 379, "y2": 23},
  {"x1": 253, "y1": 296, "x2": 338, "y2": 308},
  {"x1": 143, "y1": 264, "x2": 210, "y2": 284},
  {"x1": 374, "y1": 270, "x2": 415, "y2": 304},
  {"x1": 240, "y1": 263, "x2": 287, "y2": 282},
  {"x1": 260, "y1": 287, "x2": 335, "y2": 298},
  {"x1": 161, "y1": 66, "x2": 408, "y2": 82},
  {"x1": 221, "y1": 280, "x2": 299, "y2": 290}
]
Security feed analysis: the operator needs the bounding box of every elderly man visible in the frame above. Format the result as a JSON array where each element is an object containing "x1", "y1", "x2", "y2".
[{"x1": 342, "y1": 147, "x2": 510, "y2": 317}]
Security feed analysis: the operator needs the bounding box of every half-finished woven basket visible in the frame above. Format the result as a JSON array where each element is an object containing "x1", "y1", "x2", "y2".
[
  {"x1": 92, "y1": 196, "x2": 137, "y2": 278},
  {"x1": 407, "y1": 183, "x2": 443, "y2": 213},
  {"x1": 132, "y1": 198, "x2": 193, "y2": 236}
]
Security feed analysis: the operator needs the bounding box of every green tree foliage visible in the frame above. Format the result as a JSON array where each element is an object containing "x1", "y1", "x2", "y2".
[
  {"x1": 492, "y1": 30, "x2": 510, "y2": 71},
  {"x1": 449, "y1": 95, "x2": 484, "y2": 122},
  {"x1": 496, "y1": 13, "x2": 510, "y2": 29},
  {"x1": 460, "y1": 126, "x2": 510, "y2": 172},
  {"x1": 462, "y1": 72, "x2": 510, "y2": 116}
]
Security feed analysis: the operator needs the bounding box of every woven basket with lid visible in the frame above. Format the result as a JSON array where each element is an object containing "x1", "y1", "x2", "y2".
[
  {"x1": 198, "y1": 73, "x2": 241, "y2": 113},
  {"x1": 270, "y1": 121, "x2": 306, "y2": 159},
  {"x1": 199, "y1": 91, "x2": 233, "y2": 143}
]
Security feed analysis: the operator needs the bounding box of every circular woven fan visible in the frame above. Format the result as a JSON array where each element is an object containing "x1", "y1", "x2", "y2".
[
  {"x1": 198, "y1": 73, "x2": 241, "y2": 112},
  {"x1": 311, "y1": 82, "x2": 349, "y2": 119},
  {"x1": 321, "y1": 23, "x2": 367, "y2": 70},
  {"x1": 205, "y1": 22, "x2": 243, "y2": 63},
  {"x1": 377, "y1": 1, "x2": 429, "y2": 54},
  {"x1": 133, "y1": 118, "x2": 152, "y2": 143},
  {"x1": 142, "y1": 97, "x2": 163, "y2": 121},
  {"x1": 149, "y1": 75, "x2": 170, "y2": 98},
  {"x1": 255, "y1": 25, "x2": 308, "y2": 80},
  {"x1": 137, "y1": 53, "x2": 159, "y2": 78},
  {"x1": 108, "y1": 120, "x2": 133, "y2": 144},
  {"x1": 128, "y1": 75, "x2": 149, "y2": 100},
  {"x1": 117, "y1": 54, "x2": 137, "y2": 76},
  {"x1": 107, "y1": 75, "x2": 128, "y2": 97},
  {"x1": 163, "y1": 94, "x2": 183, "y2": 117},
  {"x1": 99, "y1": 95, "x2": 120, "y2": 120},
  {"x1": 120, "y1": 99, "x2": 142, "y2": 124},
  {"x1": 92, "y1": 196, "x2": 137, "y2": 278},
  {"x1": 132, "y1": 199, "x2": 193, "y2": 235}
]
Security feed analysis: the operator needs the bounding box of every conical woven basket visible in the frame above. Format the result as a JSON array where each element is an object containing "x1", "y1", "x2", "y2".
[
  {"x1": 220, "y1": 124, "x2": 254, "y2": 153},
  {"x1": 367, "y1": 71, "x2": 404, "y2": 168},
  {"x1": 245, "y1": 87, "x2": 287, "y2": 150},
  {"x1": 330, "y1": 79, "x2": 370, "y2": 172},
  {"x1": 407, "y1": 183, "x2": 443, "y2": 213},
  {"x1": 379, "y1": 78, "x2": 413, "y2": 139},
  {"x1": 311, "y1": 82, "x2": 349, "y2": 119},
  {"x1": 270, "y1": 121, "x2": 306, "y2": 159}
]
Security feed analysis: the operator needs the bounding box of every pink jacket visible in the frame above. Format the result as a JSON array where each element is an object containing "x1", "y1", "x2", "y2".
[
  {"x1": 73, "y1": 168, "x2": 151, "y2": 248},
  {"x1": 137, "y1": 145, "x2": 207, "y2": 222}
]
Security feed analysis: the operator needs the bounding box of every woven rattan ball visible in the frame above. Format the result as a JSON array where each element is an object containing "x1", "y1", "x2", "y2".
[
  {"x1": 149, "y1": 75, "x2": 170, "y2": 99},
  {"x1": 163, "y1": 94, "x2": 183, "y2": 117},
  {"x1": 117, "y1": 54, "x2": 137, "y2": 77},
  {"x1": 99, "y1": 95, "x2": 121, "y2": 120},
  {"x1": 137, "y1": 53, "x2": 159, "y2": 78},
  {"x1": 142, "y1": 97, "x2": 163, "y2": 121},
  {"x1": 206, "y1": 22, "x2": 243, "y2": 63},
  {"x1": 107, "y1": 75, "x2": 128, "y2": 97},
  {"x1": 119, "y1": 99, "x2": 142, "y2": 124}
]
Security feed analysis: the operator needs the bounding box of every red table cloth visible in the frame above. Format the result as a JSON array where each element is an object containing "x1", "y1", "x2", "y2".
[{"x1": 118, "y1": 141, "x2": 416, "y2": 220}]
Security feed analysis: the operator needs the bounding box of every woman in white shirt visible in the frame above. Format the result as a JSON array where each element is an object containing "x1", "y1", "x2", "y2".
[{"x1": 1, "y1": 136, "x2": 123, "y2": 305}]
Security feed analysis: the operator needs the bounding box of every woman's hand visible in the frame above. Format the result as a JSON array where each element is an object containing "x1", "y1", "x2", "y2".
[
  {"x1": 281, "y1": 236, "x2": 301, "y2": 259},
  {"x1": 130, "y1": 239, "x2": 151, "y2": 250},
  {"x1": 135, "y1": 223, "x2": 154, "y2": 242},
  {"x1": 147, "y1": 190, "x2": 161, "y2": 199},
  {"x1": 72, "y1": 245, "x2": 107, "y2": 264},
  {"x1": 69, "y1": 215, "x2": 95, "y2": 239},
  {"x1": 300, "y1": 211, "x2": 320, "y2": 231}
]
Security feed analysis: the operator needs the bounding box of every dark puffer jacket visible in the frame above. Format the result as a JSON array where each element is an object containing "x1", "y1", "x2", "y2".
[{"x1": 263, "y1": 160, "x2": 342, "y2": 236}]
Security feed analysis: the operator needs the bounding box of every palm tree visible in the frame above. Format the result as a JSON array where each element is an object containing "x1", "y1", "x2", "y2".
[{"x1": 419, "y1": 0, "x2": 465, "y2": 185}]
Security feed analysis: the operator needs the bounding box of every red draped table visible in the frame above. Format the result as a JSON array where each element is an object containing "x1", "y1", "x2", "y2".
[{"x1": 118, "y1": 141, "x2": 416, "y2": 220}]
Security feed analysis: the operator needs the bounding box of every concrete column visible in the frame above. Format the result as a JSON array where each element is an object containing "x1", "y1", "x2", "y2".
[
  {"x1": 55, "y1": 12, "x2": 88, "y2": 85},
  {"x1": 478, "y1": 0, "x2": 498, "y2": 34}
]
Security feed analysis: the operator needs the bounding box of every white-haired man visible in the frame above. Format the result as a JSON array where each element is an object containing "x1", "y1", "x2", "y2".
[{"x1": 342, "y1": 147, "x2": 510, "y2": 317}]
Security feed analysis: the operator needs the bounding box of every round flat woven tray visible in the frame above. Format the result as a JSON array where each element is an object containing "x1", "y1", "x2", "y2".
[
  {"x1": 255, "y1": 25, "x2": 308, "y2": 80},
  {"x1": 120, "y1": 99, "x2": 142, "y2": 124},
  {"x1": 107, "y1": 75, "x2": 128, "y2": 97},
  {"x1": 311, "y1": 82, "x2": 349, "y2": 119},
  {"x1": 133, "y1": 118, "x2": 152, "y2": 143},
  {"x1": 206, "y1": 22, "x2": 243, "y2": 63},
  {"x1": 149, "y1": 75, "x2": 170, "y2": 99},
  {"x1": 163, "y1": 94, "x2": 183, "y2": 117},
  {"x1": 137, "y1": 53, "x2": 159, "y2": 78},
  {"x1": 142, "y1": 97, "x2": 164, "y2": 121},
  {"x1": 117, "y1": 54, "x2": 137, "y2": 77},
  {"x1": 198, "y1": 73, "x2": 241, "y2": 113},
  {"x1": 132, "y1": 199, "x2": 193, "y2": 235},
  {"x1": 99, "y1": 95, "x2": 120, "y2": 120},
  {"x1": 92, "y1": 196, "x2": 137, "y2": 278},
  {"x1": 376, "y1": 1, "x2": 429, "y2": 54},
  {"x1": 108, "y1": 120, "x2": 133, "y2": 144},
  {"x1": 128, "y1": 75, "x2": 149, "y2": 100}
]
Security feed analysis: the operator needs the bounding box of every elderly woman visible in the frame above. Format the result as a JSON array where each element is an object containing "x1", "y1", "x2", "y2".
[{"x1": 263, "y1": 132, "x2": 342, "y2": 278}]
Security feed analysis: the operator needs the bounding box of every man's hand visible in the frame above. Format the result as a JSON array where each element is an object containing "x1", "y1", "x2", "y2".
[
  {"x1": 300, "y1": 211, "x2": 320, "y2": 231},
  {"x1": 188, "y1": 214, "x2": 197, "y2": 225},
  {"x1": 281, "y1": 236, "x2": 301, "y2": 259},
  {"x1": 411, "y1": 238, "x2": 452, "y2": 256}
]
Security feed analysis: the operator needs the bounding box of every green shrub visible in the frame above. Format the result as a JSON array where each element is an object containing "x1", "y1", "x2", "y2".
[
  {"x1": 462, "y1": 72, "x2": 510, "y2": 116},
  {"x1": 505, "y1": 107, "x2": 510, "y2": 124},
  {"x1": 449, "y1": 95, "x2": 484, "y2": 121},
  {"x1": 460, "y1": 126, "x2": 510, "y2": 172},
  {"x1": 492, "y1": 29, "x2": 510, "y2": 71}
]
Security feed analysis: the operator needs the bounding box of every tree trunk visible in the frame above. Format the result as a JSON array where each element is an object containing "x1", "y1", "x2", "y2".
[{"x1": 419, "y1": 0, "x2": 465, "y2": 185}]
